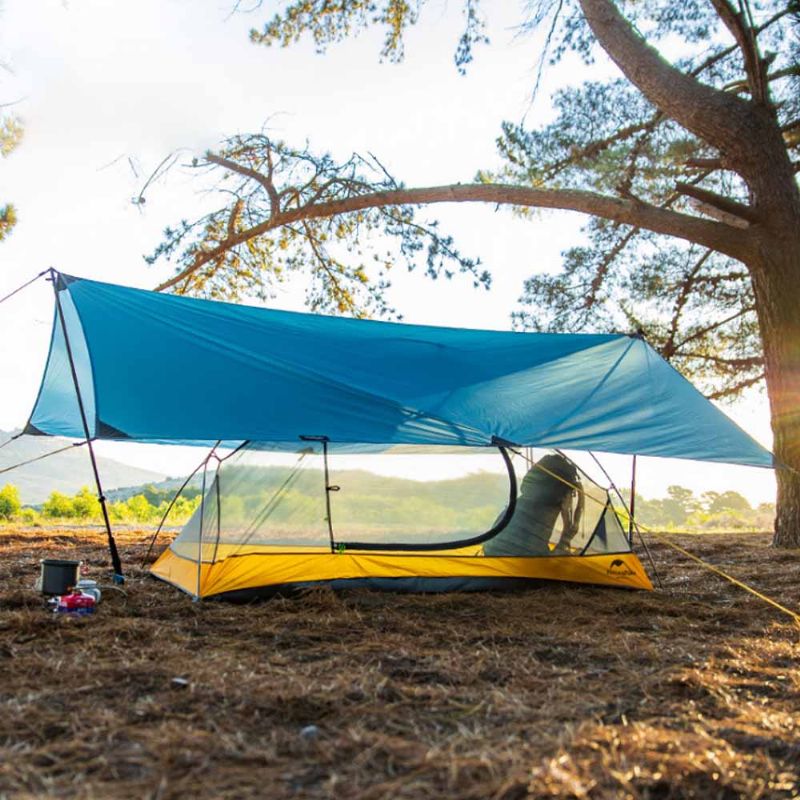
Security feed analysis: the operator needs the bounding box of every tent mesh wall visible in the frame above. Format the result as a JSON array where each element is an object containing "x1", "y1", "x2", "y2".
[
  {"x1": 326, "y1": 449, "x2": 513, "y2": 546},
  {"x1": 171, "y1": 444, "x2": 330, "y2": 561},
  {"x1": 167, "y1": 444, "x2": 630, "y2": 565}
]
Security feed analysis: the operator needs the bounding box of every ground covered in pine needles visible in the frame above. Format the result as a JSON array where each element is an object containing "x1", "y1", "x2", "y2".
[{"x1": 0, "y1": 527, "x2": 798, "y2": 799}]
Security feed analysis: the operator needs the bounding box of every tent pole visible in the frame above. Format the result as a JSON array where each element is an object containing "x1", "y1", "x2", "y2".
[
  {"x1": 300, "y1": 436, "x2": 338, "y2": 553},
  {"x1": 50, "y1": 272, "x2": 124, "y2": 581},
  {"x1": 196, "y1": 458, "x2": 208, "y2": 600},
  {"x1": 212, "y1": 455, "x2": 222, "y2": 565},
  {"x1": 322, "y1": 439, "x2": 337, "y2": 554},
  {"x1": 141, "y1": 458, "x2": 204, "y2": 568},
  {"x1": 628, "y1": 454, "x2": 637, "y2": 547}
]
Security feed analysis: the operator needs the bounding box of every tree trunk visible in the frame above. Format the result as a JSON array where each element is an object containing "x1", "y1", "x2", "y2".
[
  {"x1": 774, "y1": 469, "x2": 800, "y2": 548},
  {"x1": 751, "y1": 230, "x2": 800, "y2": 548}
]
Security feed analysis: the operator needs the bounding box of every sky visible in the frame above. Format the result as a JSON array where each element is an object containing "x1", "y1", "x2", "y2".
[{"x1": 0, "y1": 0, "x2": 777, "y2": 504}]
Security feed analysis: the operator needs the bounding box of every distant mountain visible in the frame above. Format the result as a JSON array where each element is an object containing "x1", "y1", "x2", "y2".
[
  {"x1": 105, "y1": 475, "x2": 204, "y2": 503},
  {"x1": 108, "y1": 464, "x2": 510, "y2": 523},
  {"x1": 0, "y1": 430, "x2": 166, "y2": 504},
  {"x1": 105, "y1": 467, "x2": 509, "y2": 506}
]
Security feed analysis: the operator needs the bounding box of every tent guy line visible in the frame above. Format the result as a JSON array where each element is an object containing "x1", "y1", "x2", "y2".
[
  {"x1": 0, "y1": 268, "x2": 50, "y2": 307},
  {"x1": 0, "y1": 439, "x2": 87, "y2": 475}
]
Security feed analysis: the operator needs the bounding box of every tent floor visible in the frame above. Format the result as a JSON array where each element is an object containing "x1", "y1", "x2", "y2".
[{"x1": 187, "y1": 576, "x2": 643, "y2": 603}]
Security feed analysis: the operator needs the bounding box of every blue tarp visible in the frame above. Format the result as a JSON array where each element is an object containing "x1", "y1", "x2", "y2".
[{"x1": 25, "y1": 273, "x2": 774, "y2": 467}]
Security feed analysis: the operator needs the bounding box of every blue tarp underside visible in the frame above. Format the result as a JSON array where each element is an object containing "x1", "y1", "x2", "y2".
[{"x1": 26, "y1": 275, "x2": 774, "y2": 468}]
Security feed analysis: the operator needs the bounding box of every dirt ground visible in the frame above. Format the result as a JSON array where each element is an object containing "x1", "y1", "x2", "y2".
[{"x1": 0, "y1": 527, "x2": 798, "y2": 800}]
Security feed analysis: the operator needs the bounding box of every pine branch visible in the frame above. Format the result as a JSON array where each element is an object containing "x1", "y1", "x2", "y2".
[
  {"x1": 673, "y1": 305, "x2": 756, "y2": 350},
  {"x1": 684, "y1": 158, "x2": 725, "y2": 171},
  {"x1": 724, "y1": 65, "x2": 800, "y2": 95},
  {"x1": 207, "y1": 152, "x2": 281, "y2": 218},
  {"x1": 708, "y1": 0, "x2": 769, "y2": 104},
  {"x1": 578, "y1": 0, "x2": 768, "y2": 168},
  {"x1": 155, "y1": 182, "x2": 751, "y2": 292},
  {"x1": 527, "y1": 6, "x2": 795, "y2": 185},
  {"x1": 675, "y1": 182, "x2": 759, "y2": 225},
  {"x1": 680, "y1": 352, "x2": 763, "y2": 368},
  {"x1": 583, "y1": 169, "x2": 718, "y2": 311},
  {"x1": 707, "y1": 371, "x2": 765, "y2": 400},
  {"x1": 662, "y1": 250, "x2": 713, "y2": 358}
]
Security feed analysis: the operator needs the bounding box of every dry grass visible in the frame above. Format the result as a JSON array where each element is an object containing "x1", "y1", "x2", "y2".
[{"x1": 0, "y1": 527, "x2": 798, "y2": 799}]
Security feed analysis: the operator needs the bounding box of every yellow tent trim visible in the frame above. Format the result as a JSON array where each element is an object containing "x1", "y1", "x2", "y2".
[{"x1": 151, "y1": 546, "x2": 652, "y2": 598}]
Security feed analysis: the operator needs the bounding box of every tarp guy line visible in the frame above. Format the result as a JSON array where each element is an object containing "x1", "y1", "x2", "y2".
[{"x1": 521, "y1": 449, "x2": 799, "y2": 626}]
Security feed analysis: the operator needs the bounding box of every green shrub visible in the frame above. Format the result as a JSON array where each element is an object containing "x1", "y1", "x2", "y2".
[
  {"x1": 0, "y1": 484, "x2": 21, "y2": 520},
  {"x1": 42, "y1": 491, "x2": 75, "y2": 518},
  {"x1": 126, "y1": 494, "x2": 156, "y2": 522},
  {"x1": 71, "y1": 487, "x2": 101, "y2": 519}
]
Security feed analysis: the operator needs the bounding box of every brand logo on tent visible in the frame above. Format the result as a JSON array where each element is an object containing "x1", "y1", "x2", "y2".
[{"x1": 607, "y1": 558, "x2": 635, "y2": 577}]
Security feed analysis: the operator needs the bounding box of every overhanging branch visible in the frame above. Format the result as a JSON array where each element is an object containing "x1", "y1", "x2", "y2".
[
  {"x1": 155, "y1": 182, "x2": 751, "y2": 292},
  {"x1": 207, "y1": 152, "x2": 281, "y2": 217}
]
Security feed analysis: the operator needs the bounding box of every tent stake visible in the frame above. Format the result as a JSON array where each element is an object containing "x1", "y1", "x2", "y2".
[{"x1": 50, "y1": 272, "x2": 123, "y2": 581}]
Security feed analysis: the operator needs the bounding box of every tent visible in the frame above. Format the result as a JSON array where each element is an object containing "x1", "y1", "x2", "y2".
[
  {"x1": 154, "y1": 443, "x2": 650, "y2": 598},
  {"x1": 24, "y1": 273, "x2": 774, "y2": 598}
]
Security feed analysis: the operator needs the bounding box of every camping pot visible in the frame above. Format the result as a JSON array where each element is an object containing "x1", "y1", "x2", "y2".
[
  {"x1": 40, "y1": 559, "x2": 81, "y2": 595},
  {"x1": 76, "y1": 579, "x2": 101, "y2": 603}
]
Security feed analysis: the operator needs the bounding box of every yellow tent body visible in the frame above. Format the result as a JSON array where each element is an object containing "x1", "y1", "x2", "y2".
[
  {"x1": 150, "y1": 446, "x2": 652, "y2": 600},
  {"x1": 151, "y1": 544, "x2": 652, "y2": 599}
]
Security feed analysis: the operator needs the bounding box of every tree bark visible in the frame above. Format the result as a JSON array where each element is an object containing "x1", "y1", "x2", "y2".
[
  {"x1": 750, "y1": 230, "x2": 800, "y2": 548},
  {"x1": 578, "y1": 0, "x2": 763, "y2": 175}
]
